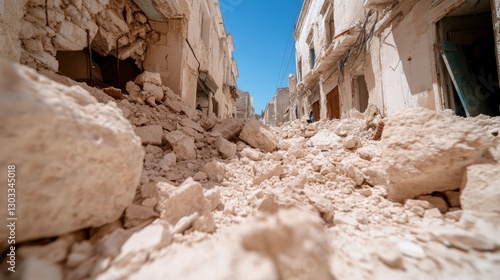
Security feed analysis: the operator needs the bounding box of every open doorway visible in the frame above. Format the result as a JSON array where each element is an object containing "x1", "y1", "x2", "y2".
[
  {"x1": 437, "y1": 2, "x2": 500, "y2": 117},
  {"x1": 196, "y1": 80, "x2": 210, "y2": 115},
  {"x1": 56, "y1": 48, "x2": 141, "y2": 92},
  {"x1": 352, "y1": 75, "x2": 369, "y2": 113},
  {"x1": 326, "y1": 86, "x2": 340, "y2": 119}
]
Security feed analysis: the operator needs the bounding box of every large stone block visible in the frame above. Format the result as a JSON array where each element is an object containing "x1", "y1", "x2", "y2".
[
  {"x1": 461, "y1": 163, "x2": 500, "y2": 214},
  {"x1": 212, "y1": 118, "x2": 245, "y2": 140},
  {"x1": 239, "y1": 119, "x2": 278, "y2": 152},
  {"x1": 134, "y1": 125, "x2": 163, "y2": 145},
  {"x1": 382, "y1": 108, "x2": 494, "y2": 202},
  {"x1": 0, "y1": 61, "x2": 144, "y2": 242},
  {"x1": 164, "y1": 130, "x2": 196, "y2": 160},
  {"x1": 158, "y1": 178, "x2": 211, "y2": 225}
]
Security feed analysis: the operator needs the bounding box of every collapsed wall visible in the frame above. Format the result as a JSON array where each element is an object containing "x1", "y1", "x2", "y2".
[{"x1": 1, "y1": 0, "x2": 158, "y2": 71}]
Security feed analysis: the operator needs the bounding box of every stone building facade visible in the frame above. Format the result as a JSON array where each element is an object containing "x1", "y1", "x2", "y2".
[
  {"x1": 0, "y1": 0, "x2": 238, "y2": 118},
  {"x1": 236, "y1": 88, "x2": 255, "y2": 119},
  {"x1": 293, "y1": 0, "x2": 500, "y2": 120},
  {"x1": 263, "y1": 87, "x2": 290, "y2": 126}
]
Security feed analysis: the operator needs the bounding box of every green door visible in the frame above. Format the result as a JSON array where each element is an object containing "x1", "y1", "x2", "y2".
[{"x1": 441, "y1": 41, "x2": 492, "y2": 117}]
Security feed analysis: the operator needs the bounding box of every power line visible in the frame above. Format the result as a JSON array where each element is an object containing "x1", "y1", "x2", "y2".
[{"x1": 274, "y1": 0, "x2": 303, "y2": 90}]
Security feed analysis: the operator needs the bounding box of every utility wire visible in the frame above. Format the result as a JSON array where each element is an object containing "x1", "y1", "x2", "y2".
[{"x1": 274, "y1": 0, "x2": 303, "y2": 90}]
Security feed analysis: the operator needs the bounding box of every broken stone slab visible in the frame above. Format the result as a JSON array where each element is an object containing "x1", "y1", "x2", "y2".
[
  {"x1": 173, "y1": 212, "x2": 199, "y2": 234},
  {"x1": 303, "y1": 189, "x2": 335, "y2": 223},
  {"x1": 123, "y1": 204, "x2": 158, "y2": 228},
  {"x1": 18, "y1": 235, "x2": 74, "y2": 263},
  {"x1": 134, "y1": 71, "x2": 162, "y2": 86},
  {"x1": 66, "y1": 241, "x2": 94, "y2": 268},
  {"x1": 193, "y1": 213, "x2": 216, "y2": 233},
  {"x1": 240, "y1": 208, "x2": 332, "y2": 280},
  {"x1": 164, "y1": 130, "x2": 197, "y2": 161},
  {"x1": 343, "y1": 135, "x2": 360, "y2": 149},
  {"x1": 0, "y1": 61, "x2": 144, "y2": 242},
  {"x1": 199, "y1": 114, "x2": 217, "y2": 130},
  {"x1": 205, "y1": 188, "x2": 221, "y2": 211},
  {"x1": 180, "y1": 117, "x2": 205, "y2": 133},
  {"x1": 118, "y1": 220, "x2": 172, "y2": 260},
  {"x1": 193, "y1": 171, "x2": 207, "y2": 181},
  {"x1": 239, "y1": 119, "x2": 278, "y2": 153},
  {"x1": 158, "y1": 152, "x2": 177, "y2": 171},
  {"x1": 460, "y1": 163, "x2": 500, "y2": 214},
  {"x1": 382, "y1": 108, "x2": 495, "y2": 202},
  {"x1": 309, "y1": 129, "x2": 342, "y2": 149},
  {"x1": 240, "y1": 147, "x2": 262, "y2": 161},
  {"x1": 18, "y1": 258, "x2": 63, "y2": 280},
  {"x1": 158, "y1": 178, "x2": 211, "y2": 225},
  {"x1": 216, "y1": 136, "x2": 237, "y2": 159},
  {"x1": 397, "y1": 241, "x2": 426, "y2": 259},
  {"x1": 212, "y1": 118, "x2": 245, "y2": 140},
  {"x1": 164, "y1": 99, "x2": 183, "y2": 113},
  {"x1": 143, "y1": 82, "x2": 164, "y2": 102},
  {"x1": 134, "y1": 125, "x2": 163, "y2": 145},
  {"x1": 181, "y1": 104, "x2": 200, "y2": 122},
  {"x1": 253, "y1": 163, "x2": 284, "y2": 185},
  {"x1": 417, "y1": 195, "x2": 449, "y2": 214},
  {"x1": 429, "y1": 227, "x2": 497, "y2": 251},
  {"x1": 203, "y1": 160, "x2": 226, "y2": 182}
]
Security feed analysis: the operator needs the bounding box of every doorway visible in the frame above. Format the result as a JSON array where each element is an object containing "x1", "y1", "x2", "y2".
[
  {"x1": 353, "y1": 75, "x2": 369, "y2": 113},
  {"x1": 437, "y1": 2, "x2": 500, "y2": 117},
  {"x1": 196, "y1": 80, "x2": 210, "y2": 115},
  {"x1": 326, "y1": 86, "x2": 340, "y2": 119}
]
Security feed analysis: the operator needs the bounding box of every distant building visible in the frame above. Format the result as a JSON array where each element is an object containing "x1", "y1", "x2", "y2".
[
  {"x1": 293, "y1": 0, "x2": 500, "y2": 120},
  {"x1": 236, "y1": 88, "x2": 255, "y2": 119},
  {"x1": 263, "y1": 87, "x2": 290, "y2": 126}
]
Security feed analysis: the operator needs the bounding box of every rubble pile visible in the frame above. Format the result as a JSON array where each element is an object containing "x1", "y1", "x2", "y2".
[{"x1": 1, "y1": 62, "x2": 500, "y2": 279}]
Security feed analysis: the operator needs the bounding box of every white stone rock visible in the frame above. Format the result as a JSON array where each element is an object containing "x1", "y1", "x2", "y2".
[
  {"x1": 193, "y1": 171, "x2": 208, "y2": 181},
  {"x1": 124, "y1": 204, "x2": 158, "y2": 228},
  {"x1": 159, "y1": 152, "x2": 177, "y2": 171},
  {"x1": 66, "y1": 241, "x2": 94, "y2": 268},
  {"x1": 134, "y1": 125, "x2": 163, "y2": 145},
  {"x1": 203, "y1": 160, "x2": 226, "y2": 182},
  {"x1": 205, "y1": 188, "x2": 221, "y2": 211},
  {"x1": 212, "y1": 118, "x2": 245, "y2": 140},
  {"x1": 253, "y1": 164, "x2": 284, "y2": 185},
  {"x1": 193, "y1": 213, "x2": 216, "y2": 233},
  {"x1": 240, "y1": 147, "x2": 262, "y2": 161},
  {"x1": 383, "y1": 108, "x2": 494, "y2": 202},
  {"x1": 18, "y1": 236, "x2": 73, "y2": 263},
  {"x1": 216, "y1": 136, "x2": 237, "y2": 159},
  {"x1": 461, "y1": 163, "x2": 500, "y2": 214},
  {"x1": 397, "y1": 241, "x2": 426, "y2": 259},
  {"x1": 19, "y1": 258, "x2": 63, "y2": 280},
  {"x1": 0, "y1": 61, "x2": 143, "y2": 242},
  {"x1": 135, "y1": 71, "x2": 162, "y2": 86},
  {"x1": 164, "y1": 131, "x2": 197, "y2": 161},
  {"x1": 159, "y1": 178, "x2": 211, "y2": 225},
  {"x1": 53, "y1": 20, "x2": 87, "y2": 50},
  {"x1": 119, "y1": 221, "x2": 172, "y2": 259},
  {"x1": 343, "y1": 135, "x2": 359, "y2": 149},
  {"x1": 143, "y1": 82, "x2": 164, "y2": 102},
  {"x1": 241, "y1": 209, "x2": 332, "y2": 280},
  {"x1": 309, "y1": 129, "x2": 342, "y2": 148},
  {"x1": 239, "y1": 119, "x2": 278, "y2": 152},
  {"x1": 180, "y1": 117, "x2": 205, "y2": 133}
]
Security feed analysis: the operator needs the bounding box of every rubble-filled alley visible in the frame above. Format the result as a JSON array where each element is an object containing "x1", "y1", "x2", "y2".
[
  {"x1": 1, "y1": 61, "x2": 500, "y2": 279},
  {"x1": 1, "y1": 0, "x2": 500, "y2": 279}
]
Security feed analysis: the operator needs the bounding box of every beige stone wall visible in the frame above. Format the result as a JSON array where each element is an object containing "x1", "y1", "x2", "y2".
[{"x1": 7, "y1": 0, "x2": 158, "y2": 72}]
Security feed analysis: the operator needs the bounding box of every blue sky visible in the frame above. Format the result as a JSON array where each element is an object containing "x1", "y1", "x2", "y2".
[{"x1": 222, "y1": 0, "x2": 304, "y2": 115}]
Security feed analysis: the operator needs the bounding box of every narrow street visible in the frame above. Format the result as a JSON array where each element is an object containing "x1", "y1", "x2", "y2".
[{"x1": 1, "y1": 0, "x2": 500, "y2": 279}]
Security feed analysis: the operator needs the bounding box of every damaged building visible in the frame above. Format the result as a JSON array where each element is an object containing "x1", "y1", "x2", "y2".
[
  {"x1": 236, "y1": 88, "x2": 255, "y2": 119},
  {"x1": 0, "y1": 0, "x2": 239, "y2": 118},
  {"x1": 291, "y1": 0, "x2": 500, "y2": 121},
  {"x1": 263, "y1": 87, "x2": 290, "y2": 126}
]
